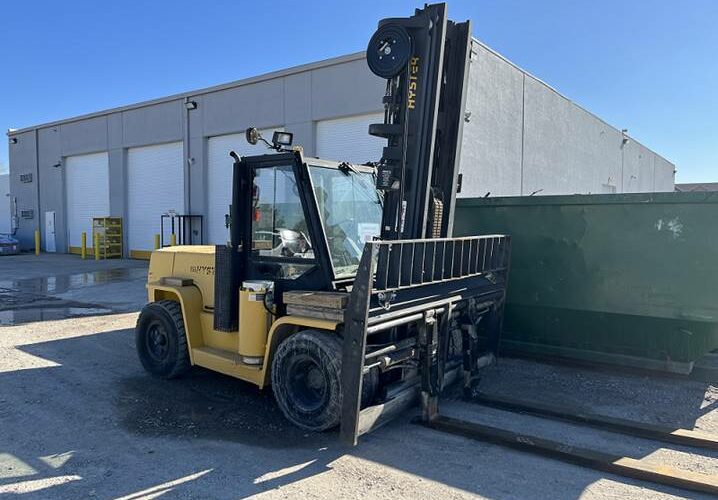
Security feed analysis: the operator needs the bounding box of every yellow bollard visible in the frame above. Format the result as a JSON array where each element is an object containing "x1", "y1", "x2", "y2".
[
  {"x1": 81, "y1": 232, "x2": 87, "y2": 260},
  {"x1": 94, "y1": 232, "x2": 100, "y2": 261},
  {"x1": 34, "y1": 230, "x2": 40, "y2": 256},
  {"x1": 154, "y1": 234, "x2": 161, "y2": 250},
  {"x1": 170, "y1": 233, "x2": 177, "y2": 246}
]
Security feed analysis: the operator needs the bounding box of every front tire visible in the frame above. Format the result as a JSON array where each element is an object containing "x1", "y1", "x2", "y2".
[
  {"x1": 135, "y1": 300, "x2": 191, "y2": 379},
  {"x1": 272, "y1": 330, "x2": 343, "y2": 432}
]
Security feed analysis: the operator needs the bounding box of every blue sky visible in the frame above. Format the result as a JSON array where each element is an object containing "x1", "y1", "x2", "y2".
[{"x1": 2, "y1": 0, "x2": 716, "y2": 182}]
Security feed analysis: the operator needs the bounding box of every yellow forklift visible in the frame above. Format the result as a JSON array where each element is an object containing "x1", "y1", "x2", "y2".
[{"x1": 135, "y1": 3, "x2": 510, "y2": 445}]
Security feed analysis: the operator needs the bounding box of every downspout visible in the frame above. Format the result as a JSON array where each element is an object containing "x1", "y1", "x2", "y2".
[
  {"x1": 35, "y1": 128, "x2": 41, "y2": 244},
  {"x1": 183, "y1": 97, "x2": 192, "y2": 217},
  {"x1": 10, "y1": 195, "x2": 18, "y2": 236}
]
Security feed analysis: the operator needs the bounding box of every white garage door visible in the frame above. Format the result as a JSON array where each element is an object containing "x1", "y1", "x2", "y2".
[
  {"x1": 316, "y1": 112, "x2": 384, "y2": 165},
  {"x1": 65, "y1": 152, "x2": 110, "y2": 250},
  {"x1": 207, "y1": 128, "x2": 282, "y2": 245},
  {"x1": 127, "y1": 142, "x2": 184, "y2": 254}
]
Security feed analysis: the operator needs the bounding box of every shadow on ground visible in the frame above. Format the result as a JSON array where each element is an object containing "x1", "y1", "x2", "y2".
[
  {"x1": 117, "y1": 369, "x2": 336, "y2": 450},
  {"x1": 1, "y1": 326, "x2": 716, "y2": 499}
]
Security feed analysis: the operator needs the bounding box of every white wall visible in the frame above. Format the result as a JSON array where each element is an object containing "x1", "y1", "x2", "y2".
[
  {"x1": 458, "y1": 42, "x2": 675, "y2": 198},
  {"x1": 0, "y1": 174, "x2": 10, "y2": 234}
]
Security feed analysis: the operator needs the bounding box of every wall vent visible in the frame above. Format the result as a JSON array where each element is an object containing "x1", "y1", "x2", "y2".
[
  {"x1": 602, "y1": 183, "x2": 617, "y2": 194},
  {"x1": 19, "y1": 173, "x2": 33, "y2": 183},
  {"x1": 20, "y1": 209, "x2": 34, "y2": 219}
]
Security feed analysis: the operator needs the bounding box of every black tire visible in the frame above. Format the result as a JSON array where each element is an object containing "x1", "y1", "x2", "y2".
[
  {"x1": 135, "y1": 300, "x2": 191, "y2": 379},
  {"x1": 272, "y1": 330, "x2": 343, "y2": 432}
]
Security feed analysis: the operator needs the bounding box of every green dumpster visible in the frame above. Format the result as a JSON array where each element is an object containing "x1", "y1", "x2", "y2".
[{"x1": 455, "y1": 191, "x2": 718, "y2": 374}]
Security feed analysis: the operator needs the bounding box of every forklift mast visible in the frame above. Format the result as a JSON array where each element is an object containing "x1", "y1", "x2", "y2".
[
  {"x1": 335, "y1": 3, "x2": 513, "y2": 447},
  {"x1": 367, "y1": 2, "x2": 472, "y2": 241}
]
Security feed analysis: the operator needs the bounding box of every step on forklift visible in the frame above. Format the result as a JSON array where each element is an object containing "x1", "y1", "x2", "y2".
[{"x1": 135, "y1": 2, "x2": 511, "y2": 446}]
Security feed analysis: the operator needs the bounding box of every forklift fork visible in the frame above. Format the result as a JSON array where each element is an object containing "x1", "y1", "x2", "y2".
[{"x1": 340, "y1": 235, "x2": 511, "y2": 445}]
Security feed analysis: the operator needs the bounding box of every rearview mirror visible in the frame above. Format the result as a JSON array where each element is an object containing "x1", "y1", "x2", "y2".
[{"x1": 246, "y1": 127, "x2": 260, "y2": 145}]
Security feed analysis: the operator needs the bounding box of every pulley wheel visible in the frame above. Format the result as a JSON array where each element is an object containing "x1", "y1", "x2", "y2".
[{"x1": 366, "y1": 24, "x2": 412, "y2": 79}]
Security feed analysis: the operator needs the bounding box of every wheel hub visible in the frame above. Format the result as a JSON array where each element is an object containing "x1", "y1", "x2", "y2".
[
  {"x1": 147, "y1": 323, "x2": 169, "y2": 360},
  {"x1": 307, "y1": 368, "x2": 323, "y2": 390},
  {"x1": 288, "y1": 355, "x2": 328, "y2": 413}
]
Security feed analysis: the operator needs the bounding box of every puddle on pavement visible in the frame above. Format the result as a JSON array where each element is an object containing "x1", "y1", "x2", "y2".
[
  {"x1": 0, "y1": 267, "x2": 146, "y2": 326},
  {"x1": 117, "y1": 369, "x2": 336, "y2": 449},
  {"x1": 0, "y1": 267, "x2": 147, "y2": 296},
  {"x1": 0, "y1": 307, "x2": 115, "y2": 326}
]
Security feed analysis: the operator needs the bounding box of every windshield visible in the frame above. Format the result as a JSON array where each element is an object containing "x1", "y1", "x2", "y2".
[{"x1": 308, "y1": 165, "x2": 382, "y2": 278}]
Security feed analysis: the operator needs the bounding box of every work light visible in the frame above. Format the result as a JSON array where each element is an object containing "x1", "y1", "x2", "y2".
[{"x1": 272, "y1": 131, "x2": 293, "y2": 148}]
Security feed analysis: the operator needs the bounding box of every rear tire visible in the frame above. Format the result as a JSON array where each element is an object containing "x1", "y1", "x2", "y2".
[
  {"x1": 272, "y1": 330, "x2": 343, "y2": 432},
  {"x1": 135, "y1": 300, "x2": 191, "y2": 379}
]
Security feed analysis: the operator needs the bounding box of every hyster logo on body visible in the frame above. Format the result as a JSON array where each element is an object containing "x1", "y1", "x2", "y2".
[
  {"x1": 408, "y1": 57, "x2": 419, "y2": 109},
  {"x1": 189, "y1": 265, "x2": 214, "y2": 275}
]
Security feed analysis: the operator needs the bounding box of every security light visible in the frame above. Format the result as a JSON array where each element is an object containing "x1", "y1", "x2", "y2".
[
  {"x1": 185, "y1": 100, "x2": 198, "y2": 110},
  {"x1": 9, "y1": 137, "x2": 17, "y2": 144},
  {"x1": 272, "y1": 131, "x2": 293, "y2": 148}
]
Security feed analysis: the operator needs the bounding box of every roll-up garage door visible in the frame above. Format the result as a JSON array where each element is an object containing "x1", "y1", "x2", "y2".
[
  {"x1": 315, "y1": 112, "x2": 384, "y2": 165},
  {"x1": 207, "y1": 128, "x2": 282, "y2": 245},
  {"x1": 65, "y1": 152, "x2": 110, "y2": 253},
  {"x1": 127, "y1": 142, "x2": 184, "y2": 258}
]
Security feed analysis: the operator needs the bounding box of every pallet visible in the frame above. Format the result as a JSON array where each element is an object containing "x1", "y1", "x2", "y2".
[
  {"x1": 283, "y1": 290, "x2": 348, "y2": 310},
  {"x1": 286, "y1": 304, "x2": 344, "y2": 322}
]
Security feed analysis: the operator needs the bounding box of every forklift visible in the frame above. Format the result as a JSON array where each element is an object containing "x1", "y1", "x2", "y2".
[{"x1": 135, "y1": 3, "x2": 510, "y2": 446}]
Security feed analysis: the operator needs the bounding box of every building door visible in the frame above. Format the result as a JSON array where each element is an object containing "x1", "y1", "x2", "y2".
[
  {"x1": 315, "y1": 112, "x2": 384, "y2": 164},
  {"x1": 44, "y1": 211, "x2": 56, "y2": 252},
  {"x1": 207, "y1": 128, "x2": 282, "y2": 245},
  {"x1": 65, "y1": 152, "x2": 109, "y2": 253},
  {"x1": 127, "y1": 142, "x2": 184, "y2": 258}
]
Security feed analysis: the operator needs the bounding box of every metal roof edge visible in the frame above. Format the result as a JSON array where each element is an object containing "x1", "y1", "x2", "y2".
[
  {"x1": 457, "y1": 190, "x2": 717, "y2": 206},
  {"x1": 7, "y1": 51, "x2": 367, "y2": 136}
]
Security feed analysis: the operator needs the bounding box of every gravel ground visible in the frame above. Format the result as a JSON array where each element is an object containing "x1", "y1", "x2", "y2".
[{"x1": 0, "y1": 254, "x2": 716, "y2": 499}]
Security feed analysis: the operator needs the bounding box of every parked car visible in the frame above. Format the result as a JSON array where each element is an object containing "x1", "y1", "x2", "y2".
[{"x1": 0, "y1": 234, "x2": 19, "y2": 255}]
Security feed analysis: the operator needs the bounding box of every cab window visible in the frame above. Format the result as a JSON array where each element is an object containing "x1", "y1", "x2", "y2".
[{"x1": 251, "y1": 165, "x2": 314, "y2": 279}]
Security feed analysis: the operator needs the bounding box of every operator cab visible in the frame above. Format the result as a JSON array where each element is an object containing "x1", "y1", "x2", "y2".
[{"x1": 232, "y1": 128, "x2": 383, "y2": 295}]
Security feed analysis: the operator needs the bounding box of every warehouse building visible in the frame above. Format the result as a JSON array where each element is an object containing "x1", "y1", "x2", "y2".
[{"x1": 7, "y1": 40, "x2": 675, "y2": 255}]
